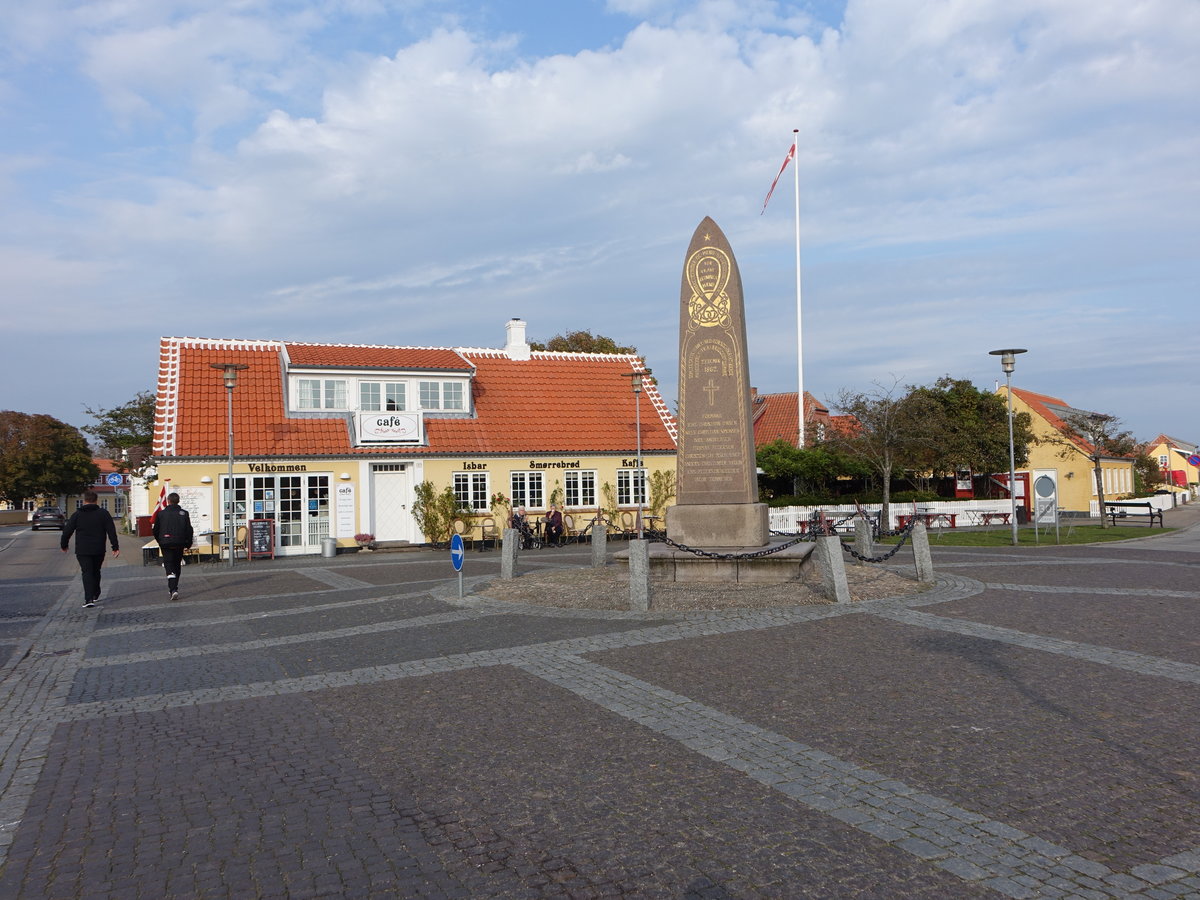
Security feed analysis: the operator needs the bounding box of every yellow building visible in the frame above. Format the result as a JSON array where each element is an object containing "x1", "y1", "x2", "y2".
[
  {"x1": 1004, "y1": 388, "x2": 1136, "y2": 515},
  {"x1": 1144, "y1": 433, "x2": 1199, "y2": 494},
  {"x1": 150, "y1": 320, "x2": 677, "y2": 557}
]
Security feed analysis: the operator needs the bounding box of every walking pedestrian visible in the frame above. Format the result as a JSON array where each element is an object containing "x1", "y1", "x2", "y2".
[
  {"x1": 152, "y1": 492, "x2": 194, "y2": 601},
  {"x1": 60, "y1": 489, "x2": 120, "y2": 608}
]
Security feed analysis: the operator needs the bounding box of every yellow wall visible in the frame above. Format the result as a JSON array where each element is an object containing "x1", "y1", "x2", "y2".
[
  {"x1": 152, "y1": 453, "x2": 678, "y2": 550},
  {"x1": 1007, "y1": 389, "x2": 1136, "y2": 512}
]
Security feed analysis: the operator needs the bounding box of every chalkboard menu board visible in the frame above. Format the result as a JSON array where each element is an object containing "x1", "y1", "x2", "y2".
[{"x1": 248, "y1": 518, "x2": 275, "y2": 560}]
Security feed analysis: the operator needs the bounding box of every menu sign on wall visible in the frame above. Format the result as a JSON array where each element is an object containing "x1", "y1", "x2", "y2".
[{"x1": 357, "y1": 413, "x2": 422, "y2": 444}]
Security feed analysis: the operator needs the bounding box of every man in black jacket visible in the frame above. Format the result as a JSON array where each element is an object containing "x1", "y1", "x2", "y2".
[
  {"x1": 60, "y1": 490, "x2": 120, "y2": 608},
  {"x1": 152, "y1": 492, "x2": 194, "y2": 601}
]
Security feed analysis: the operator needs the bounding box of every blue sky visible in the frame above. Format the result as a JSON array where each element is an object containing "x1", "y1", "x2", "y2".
[{"x1": 1, "y1": 0, "x2": 1196, "y2": 445}]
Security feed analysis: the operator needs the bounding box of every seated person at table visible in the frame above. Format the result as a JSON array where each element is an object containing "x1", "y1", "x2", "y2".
[
  {"x1": 510, "y1": 506, "x2": 534, "y2": 549},
  {"x1": 543, "y1": 504, "x2": 564, "y2": 545}
]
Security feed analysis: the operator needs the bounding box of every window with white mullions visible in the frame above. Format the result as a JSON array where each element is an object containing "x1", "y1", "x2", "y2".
[
  {"x1": 360, "y1": 381, "x2": 407, "y2": 412},
  {"x1": 509, "y1": 471, "x2": 544, "y2": 510},
  {"x1": 564, "y1": 470, "x2": 596, "y2": 508},
  {"x1": 453, "y1": 472, "x2": 489, "y2": 511},
  {"x1": 617, "y1": 469, "x2": 646, "y2": 506},
  {"x1": 298, "y1": 378, "x2": 347, "y2": 410}
]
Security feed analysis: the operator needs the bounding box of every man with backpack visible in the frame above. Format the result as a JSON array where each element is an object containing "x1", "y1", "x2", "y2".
[{"x1": 152, "y1": 492, "x2": 194, "y2": 601}]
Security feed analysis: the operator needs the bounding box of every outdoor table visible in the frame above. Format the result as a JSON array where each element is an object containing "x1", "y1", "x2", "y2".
[
  {"x1": 898, "y1": 512, "x2": 957, "y2": 529},
  {"x1": 198, "y1": 530, "x2": 222, "y2": 561},
  {"x1": 979, "y1": 511, "x2": 1012, "y2": 526}
]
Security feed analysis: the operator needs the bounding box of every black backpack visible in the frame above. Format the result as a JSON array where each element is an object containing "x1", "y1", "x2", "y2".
[{"x1": 157, "y1": 506, "x2": 193, "y2": 548}]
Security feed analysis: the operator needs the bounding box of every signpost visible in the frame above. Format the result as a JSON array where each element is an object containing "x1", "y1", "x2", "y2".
[
  {"x1": 105, "y1": 473, "x2": 124, "y2": 487},
  {"x1": 450, "y1": 533, "x2": 465, "y2": 598}
]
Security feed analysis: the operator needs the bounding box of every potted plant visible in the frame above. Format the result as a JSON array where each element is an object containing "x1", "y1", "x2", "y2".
[{"x1": 354, "y1": 532, "x2": 376, "y2": 551}]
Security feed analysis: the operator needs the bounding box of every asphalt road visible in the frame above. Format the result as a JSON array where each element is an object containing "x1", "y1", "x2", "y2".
[{"x1": 1, "y1": 509, "x2": 1199, "y2": 899}]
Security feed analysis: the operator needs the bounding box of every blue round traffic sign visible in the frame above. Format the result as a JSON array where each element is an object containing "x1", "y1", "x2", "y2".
[
  {"x1": 1190, "y1": 455, "x2": 1200, "y2": 467},
  {"x1": 105, "y1": 473, "x2": 124, "y2": 487},
  {"x1": 450, "y1": 533, "x2": 465, "y2": 571}
]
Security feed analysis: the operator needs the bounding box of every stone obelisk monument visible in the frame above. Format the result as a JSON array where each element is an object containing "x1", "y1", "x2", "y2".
[{"x1": 666, "y1": 216, "x2": 769, "y2": 548}]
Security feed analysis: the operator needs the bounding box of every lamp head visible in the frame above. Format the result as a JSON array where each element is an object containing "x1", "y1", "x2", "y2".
[
  {"x1": 989, "y1": 348, "x2": 1027, "y2": 375},
  {"x1": 621, "y1": 368, "x2": 652, "y2": 393},
  {"x1": 210, "y1": 362, "x2": 250, "y2": 389}
]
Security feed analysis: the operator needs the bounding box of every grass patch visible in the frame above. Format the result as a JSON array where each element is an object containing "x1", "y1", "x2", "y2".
[{"x1": 876, "y1": 525, "x2": 1173, "y2": 547}]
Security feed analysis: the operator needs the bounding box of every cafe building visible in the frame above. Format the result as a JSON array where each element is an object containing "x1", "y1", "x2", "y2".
[{"x1": 151, "y1": 319, "x2": 677, "y2": 557}]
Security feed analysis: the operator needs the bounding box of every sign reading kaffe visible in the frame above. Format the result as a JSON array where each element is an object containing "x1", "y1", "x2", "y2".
[{"x1": 667, "y1": 216, "x2": 769, "y2": 548}]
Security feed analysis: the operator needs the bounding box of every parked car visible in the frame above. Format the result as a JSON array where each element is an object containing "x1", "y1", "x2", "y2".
[{"x1": 31, "y1": 506, "x2": 66, "y2": 530}]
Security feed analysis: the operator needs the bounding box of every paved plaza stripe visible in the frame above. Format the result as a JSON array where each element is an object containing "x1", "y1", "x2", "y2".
[
  {"x1": 871, "y1": 607, "x2": 1200, "y2": 684},
  {"x1": 91, "y1": 584, "x2": 468, "y2": 637},
  {"x1": 514, "y1": 652, "x2": 1200, "y2": 899},
  {"x1": 982, "y1": 583, "x2": 1200, "y2": 598},
  {"x1": 291, "y1": 567, "x2": 376, "y2": 589},
  {"x1": 77, "y1": 607, "x2": 516, "y2": 667}
]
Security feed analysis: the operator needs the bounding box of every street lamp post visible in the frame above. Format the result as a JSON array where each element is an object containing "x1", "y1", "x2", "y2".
[
  {"x1": 211, "y1": 363, "x2": 249, "y2": 568},
  {"x1": 621, "y1": 368, "x2": 652, "y2": 539},
  {"x1": 989, "y1": 348, "x2": 1027, "y2": 546}
]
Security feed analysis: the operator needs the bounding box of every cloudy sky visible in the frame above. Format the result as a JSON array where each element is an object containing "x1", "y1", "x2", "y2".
[{"x1": 2, "y1": 0, "x2": 1196, "y2": 444}]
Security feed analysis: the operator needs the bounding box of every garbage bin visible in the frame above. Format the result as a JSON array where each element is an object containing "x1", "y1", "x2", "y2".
[{"x1": 321, "y1": 537, "x2": 337, "y2": 558}]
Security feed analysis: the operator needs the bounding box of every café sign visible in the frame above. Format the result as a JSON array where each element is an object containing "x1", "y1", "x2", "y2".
[{"x1": 357, "y1": 412, "x2": 422, "y2": 444}]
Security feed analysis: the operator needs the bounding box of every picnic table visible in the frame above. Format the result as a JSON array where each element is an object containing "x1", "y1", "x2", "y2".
[
  {"x1": 898, "y1": 512, "x2": 957, "y2": 529},
  {"x1": 978, "y1": 511, "x2": 1012, "y2": 526}
]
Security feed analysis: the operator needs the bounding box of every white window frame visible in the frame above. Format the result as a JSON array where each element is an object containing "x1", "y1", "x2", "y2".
[
  {"x1": 564, "y1": 470, "x2": 597, "y2": 508},
  {"x1": 509, "y1": 472, "x2": 544, "y2": 510},
  {"x1": 360, "y1": 381, "x2": 407, "y2": 412},
  {"x1": 453, "y1": 472, "x2": 490, "y2": 511},
  {"x1": 616, "y1": 468, "x2": 646, "y2": 506},
  {"x1": 419, "y1": 380, "x2": 466, "y2": 411},
  {"x1": 297, "y1": 378, "x2": 348, "y2": 410}
]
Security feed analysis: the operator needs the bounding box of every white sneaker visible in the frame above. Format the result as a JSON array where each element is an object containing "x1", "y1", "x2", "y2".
[{"x1": 170, "y1": 591, "x2": 180, "y2": 602}]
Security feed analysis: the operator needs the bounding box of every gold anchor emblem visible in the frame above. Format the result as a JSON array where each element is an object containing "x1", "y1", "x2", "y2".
[{"x1": 685, "y1": 246, "x2": 732, "y2": 328}]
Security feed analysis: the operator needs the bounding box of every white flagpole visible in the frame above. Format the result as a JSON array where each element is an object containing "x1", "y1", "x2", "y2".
[{"x1": 793, "y1": 128, "x2": 804, "y2": 448}]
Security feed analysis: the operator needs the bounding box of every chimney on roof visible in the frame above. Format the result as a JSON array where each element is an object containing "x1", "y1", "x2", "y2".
[{"x1": 505, "y1": 318, "x2": 531, "y2": 361}]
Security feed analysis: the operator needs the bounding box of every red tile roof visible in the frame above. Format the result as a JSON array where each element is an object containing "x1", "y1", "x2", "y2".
[
  {"x1": 154, "y1": 337, "x2": 676, "y2": 459},
  {"x1": 1010, "y1": 387, "x2": 1131, "y2": 458},
  {"x1": 751, "y1": 390, "x2": 848, "y2": 448},
  {"x1": 285, "y1": 344, "x2": 471, "y2": 371}
]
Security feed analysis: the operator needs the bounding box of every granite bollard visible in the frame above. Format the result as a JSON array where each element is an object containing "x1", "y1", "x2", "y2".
[
  {"x1": 628, "y1": 540, "x2": 650, "y2": 611},
  {"x1": 591, "y1": 521, "x2": 607, "y2": 568},
  {"x1": 815, "y1": 535, "x2": 851, "y2": 604},
  {"x1": 911, "y1": 522, "x2": 935, "y2": 583},
  {"x1": 853, "y1": 517, "x2": 873, "y2": 565},
  {"x1": 500, "y1": 527, "x2": 518, "y2": 580}
]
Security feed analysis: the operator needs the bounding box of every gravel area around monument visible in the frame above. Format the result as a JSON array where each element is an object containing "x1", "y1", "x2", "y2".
[{"x1": 476, "y1": 563, "x2": 926, "y2": 611}]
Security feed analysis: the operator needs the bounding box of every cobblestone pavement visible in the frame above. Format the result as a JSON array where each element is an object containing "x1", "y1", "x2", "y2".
[{"x1": 2, "y1": 508, "x2": 1200, "y2": 898}]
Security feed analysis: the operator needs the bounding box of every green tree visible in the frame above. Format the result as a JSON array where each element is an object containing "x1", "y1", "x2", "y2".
[
  {"x1": 411, "y1": 481, "x2": 460, "y2": 545},
  {"x1": 1054, "y1": 411, "x2": 1137, "y2": 527},
  {"x1": 529, "y1": 330, "x2": 638, "y2": 355},
  {"x1": 907, "y1": 376, "x2": 1033, "y2": 480},
  {"x1": 756, "y1": 439, "x2": 866, "y2": 499},
  {"x1": 1132, "y1": 452, "x2": 1164, "y2": 495},
  {"x1": 0, "y1": 411, "x2": 98, "y2": 506},
  {"x1": 647, "y1": 469, "x2": 676, "y2": 518},
  {"x1": 828, "y1": 380, "x2": 940, "y2": 526},
  {"x1": 83, "y1": 390, "x2": 156, "y2": 473}
]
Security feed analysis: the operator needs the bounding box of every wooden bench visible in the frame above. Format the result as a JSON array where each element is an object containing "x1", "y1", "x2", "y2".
[{"x1": 1104, "y1": 501, "x2": 1164, "y2": 527}]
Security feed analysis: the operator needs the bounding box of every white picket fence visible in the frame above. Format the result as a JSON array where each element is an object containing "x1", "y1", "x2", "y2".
[{"x1": 769, "y1": 491, "x2": 1190, "y2": 533}]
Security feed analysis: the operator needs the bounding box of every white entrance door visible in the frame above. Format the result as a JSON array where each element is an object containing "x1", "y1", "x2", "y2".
[{"x1": 372, "y1": 463, "x2": 415, "y2": 543}]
